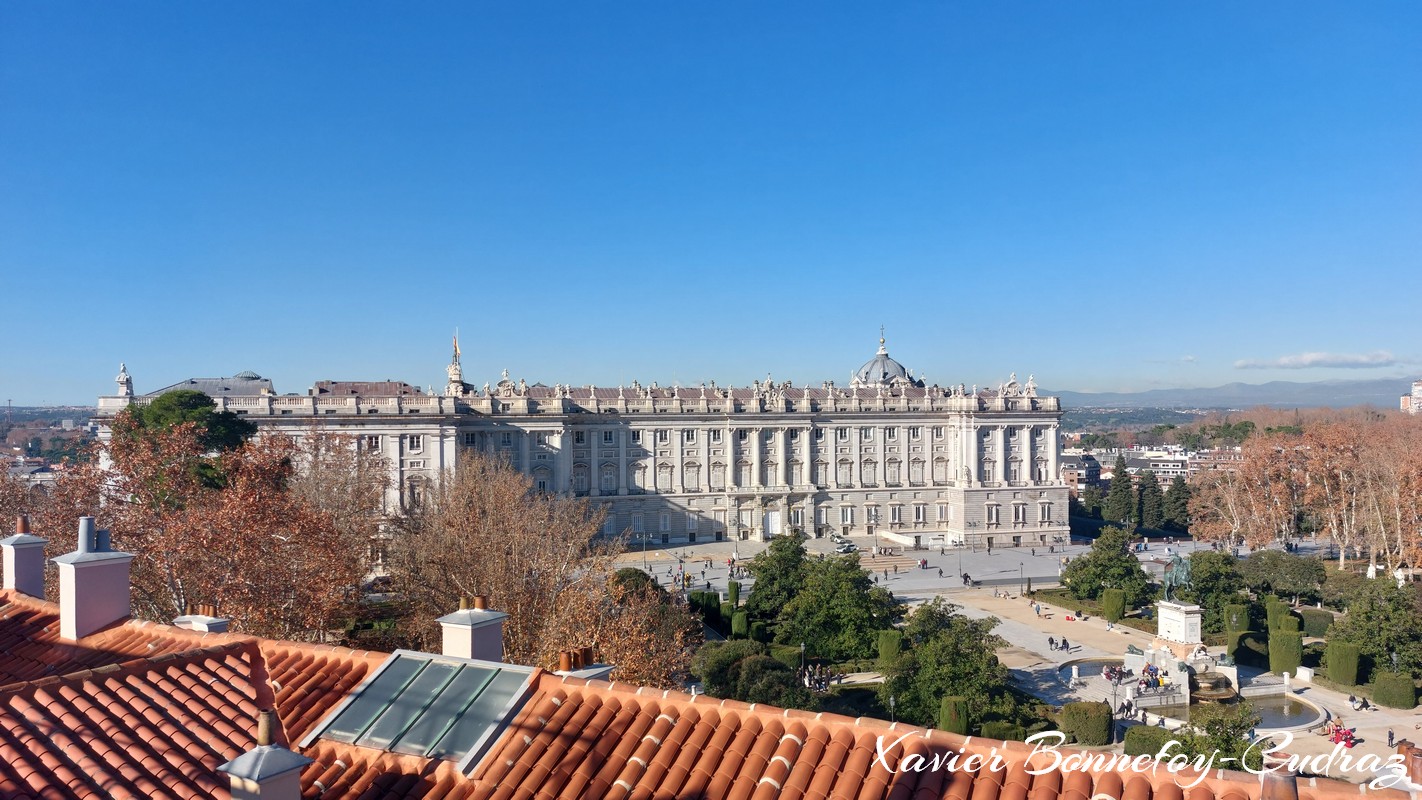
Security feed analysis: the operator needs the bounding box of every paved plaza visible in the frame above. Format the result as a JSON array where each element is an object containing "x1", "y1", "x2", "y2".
[{"x1": 618, "y1": 532, "x2": 1413, "y2": 785}]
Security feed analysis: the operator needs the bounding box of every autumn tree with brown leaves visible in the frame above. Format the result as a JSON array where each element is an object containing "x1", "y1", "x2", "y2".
[{"x1": 387, "y1": 450, "x2": 701, "y2": 688}]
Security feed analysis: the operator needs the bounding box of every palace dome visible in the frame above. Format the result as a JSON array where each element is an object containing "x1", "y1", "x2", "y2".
[{"x1": 850, "y1": 337, "x2": 921, "y2": 388}]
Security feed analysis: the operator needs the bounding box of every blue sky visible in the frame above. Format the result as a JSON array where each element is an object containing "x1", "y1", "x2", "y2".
[{"x1": 3, "y1": 2, "x2": 1419, "y2": 405}]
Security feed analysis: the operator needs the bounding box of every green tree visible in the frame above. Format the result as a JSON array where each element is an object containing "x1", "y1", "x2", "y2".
[
  {"x1": 744, "y1": 533, "x2": 809, "y2": 623},
  {"x1": 1137, "y1": 471, "x2": 1165, "y2": 529},
  {"x1": 130, "y1": 390, "x2": 257, "y2": 452},
  {"x1": 1240, "y1": 550, "x2": 1326, "y2": 605},
  {"x1": 689, "y1": 640, "x2": 816, "y2": 709},
  {"x1": 1175, "y1": 551, "x2": 1245, "y2": 634},
  {"x1": 776, "y1": 554, "x2": 899, "y2": 661},
  {"x1": 1061, "y1": 526, "x2": 1151, "y2": 607},
  {"x1": 1102, "y1": 457, "x2": 1136, "y2": 523},
  {"x1": 1326, "y1": 581, "x2": 1422, "y2": 679},
  {"x1": 1078, "y1": 486, "x2": 1103, "y2": 519},
  {"x1": 1181, "y1": 701, "x2": 1263, "y2": 771},
  {"x1": 1163, "y1": 476, "x2": 1191, "y2": 531},
  {"x1": 878, "y1": 599, "x2": 1008, "y2": 726},
  {"x1": 612, "y1": 567, "x2": 666, "y2": 599}
]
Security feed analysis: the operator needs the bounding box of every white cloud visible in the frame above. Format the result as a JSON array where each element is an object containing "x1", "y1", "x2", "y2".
[{"x1": 1234, "y1": 351, "x2": 1399, "y2": 370}]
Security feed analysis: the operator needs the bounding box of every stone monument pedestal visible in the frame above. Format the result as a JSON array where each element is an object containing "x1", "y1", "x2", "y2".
[{"x1": 1152, "y1": 600, "x2": 1204, "y2": 663}]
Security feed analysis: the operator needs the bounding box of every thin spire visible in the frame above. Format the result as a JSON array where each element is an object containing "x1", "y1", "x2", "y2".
[{"x1": 877, "y1": 326, "x2": 887, "y2": 355}]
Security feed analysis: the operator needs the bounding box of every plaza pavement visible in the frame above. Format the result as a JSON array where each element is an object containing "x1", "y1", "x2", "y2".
[{"x1": 616, "y1": 532, "x2": 1416, "y2": 783}]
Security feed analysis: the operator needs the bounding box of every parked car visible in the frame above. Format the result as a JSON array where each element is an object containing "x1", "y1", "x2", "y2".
[{"x1": 835, "y1": 542, "x2": 858, "y2": 553}]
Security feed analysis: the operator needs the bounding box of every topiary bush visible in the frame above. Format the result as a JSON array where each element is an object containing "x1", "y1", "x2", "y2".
[
  {"x1": 1325, "y1": 641, "x2": 1360, "y2": 686},
  {"x1": 768, "y1": 643, "x2": 804, "y2": 672},
  {"x1": 728, "y1": 581, "x2": 741, "y2": 607},
  {"x1": 1372, "y1": 672, "x2": 1418, "y2": 709},
  {"x1": 1224, "y1": 603, "x2": 1250, "y2": 633},
  {"x1": 1123, "y1": 725, "x2": 1175, "y2": 757},
  {"x1": 1269, "y1": 631, "x2": 1303, "y2": 676},
  {"x1": 731, "y1": 611, "x2": 749, "y2": 639},
  {"x1": 979, "y1": 720, "x2": 1026, "y2": 741},
  {"x1": 1265, "y1": 598, "x2": 1286, "y2": 631},
  {"x1": 939, "y1": 696, "x2": 969, "y2": 734},
  {"x1": 1277, "y1": 615, "x2": 1300, "y2": 633},
  {"x1": 750, "y1": 621, "x2": 769, "y2": 642},
  {"x1": 877, "y1": 630, "x2": 903, "y2": 669},
  {"x1": 1230, "y1": 632, "x2": 1270, "y2": 668},
  {"x1": 1101, "y1": 589, "x2": 1126, "y2": 623},
  {"x1": 1298, "y1": 608, "x2": 1332, "y2": 638},
  {"x1": 1059, "y1": 701, "x2": 1113, "y2": 746}
]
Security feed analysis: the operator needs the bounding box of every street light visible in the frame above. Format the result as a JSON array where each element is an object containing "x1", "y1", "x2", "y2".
[
  {"x1": 800, "y1": 642, "x2": 806, "y2": 671},
  {"x1": 888, "y1": 695, "x2": 896, "y2": 723},
  {"x1": 1019, "y1": 561, "x2": 1024, "y2": 596}
]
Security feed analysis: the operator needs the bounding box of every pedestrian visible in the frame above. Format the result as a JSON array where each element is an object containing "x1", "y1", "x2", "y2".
[
  {"x1": 1388, "y1": 729, "x2": 1395, "y2": 748},
  {"x1": 1031, "y1": 548, "x2": 1035, "y2": 556},
  {"x1": 893, "y1": 565, "x2": 898, "y2": 574},
  {"x1": 1034, "y1": 603, "x2": 1041, "y2": 618},
  {"x1": 938, "y1": 568, "x2": 944, "y2": 578},
  {"x1": 1048, "y1": 636, "x2": 1057, "y2": 651}
]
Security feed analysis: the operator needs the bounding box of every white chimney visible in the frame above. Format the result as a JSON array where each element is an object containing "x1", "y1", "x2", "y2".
[
  {"x1": 435, "y1": 595, "x2": 508, "y2": 662},
  {"x1": 217, "y1": 709, "x2": 313, "y2": 800},
  {"x1": 174, "y1": 604, "x2": 231, "y2": 634},
  {"x1": 52, "y1": 516, "x2": 134, "y2": 640},
  {"x1": 1, "y1": 515, "x2": 46, "y2": 598}
]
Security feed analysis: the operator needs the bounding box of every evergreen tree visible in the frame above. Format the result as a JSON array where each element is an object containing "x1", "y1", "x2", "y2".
[
  {"x1": 1163, "y1": 476, "x2": 1191, "y2": 531},
  {"x1": 744, "y1": 533, "x2": 809, "y2": 623},
  {"x1": 1079, "y1": 486, "x2": 1103, "y2": 518},
  {"x1": 1138, "y1": 471, "x2": 1165, "y2": 529},
  {"x1": 1102, "y1": 456, "x2": 1136, "y2": 523}
]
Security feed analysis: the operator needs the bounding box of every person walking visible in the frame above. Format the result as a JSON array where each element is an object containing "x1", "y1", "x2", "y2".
[{"x1": 1048, "y1": 637, "x2": 1057, "y2": 651}]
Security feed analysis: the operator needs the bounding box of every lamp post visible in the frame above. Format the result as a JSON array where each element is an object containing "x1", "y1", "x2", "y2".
[
  {"x1": 888, "y1": 695, "x2": 896, "y2": 723},
  {"x1": 1019, "y1": 561, "x2": 1024, "y2": 596},
  {"x1": 800, "y1": 642, "x2": 806, "y2": 671}
]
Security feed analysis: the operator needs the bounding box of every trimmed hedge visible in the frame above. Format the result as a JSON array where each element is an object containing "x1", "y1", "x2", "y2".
[
  {"x1": 750, "y1": 621, "x2": 769, "y2": 642},
  {"x1": 1101, "y1": 589, "x2": 1125, "y2": 623},
  {"x1": 720, "y1": 603, "x2": 734, "y2": 629},
  {"x1": 1265, "y1": 598, "x2": 1287, "y2": 632},
  {"x1": 878, "y1": 630, "x2": 904, "y2": 667},
  {"x1": 768, "y1": 644, "x2": 804, "y2": 672},
  {"x1": 1373, "y1": 672, "x2": 1418, "y2": 709},
  {"x1": 1269, "y1": 631, "x2": 1303, "y2": 676},
  {"x1": 939, "y1": 696, "x2": 969, "y2": 735},
  {"x1": 731, "y1": 611, "x2": 748, "y2": 639},
  {"x1": 1298, "y1": 608, "x2": 1332, "y2": 638},
  {"x1": 980, "y1": 720, "x2": 1026, "y2": 741},
  {"x1": 1224, "y1": 603, "x2": 1250, "y2": 634},
  {"x1": 728, "y1": 581, "x2": 741, "y2": 607},
  {"x1": 1277, "y1": 615, "x2": 1300, "y2": 633},
  {"x1": 1230, "y1": 631, "x2": 1270, "y2": 668},
  {"x1": 1325, "y1": 642, "x2": 1360, "y2": 686},
  {"x1": 1059, "y1": 701, "x2": 1113, "y2": 746},
  {"x1": 1123, "y1": 725, "x2": 1175, "y2": 757}
]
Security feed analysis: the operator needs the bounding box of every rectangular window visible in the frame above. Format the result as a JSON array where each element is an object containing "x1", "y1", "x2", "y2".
[
  {"x1": 631, "y1": 430, "x2": 642, "y2": 444},
  {"x1": 1013, "y1": 504, "x2": 1027, "y2": 524},
  {"x1": 933, "y1": 426, "x2": 943, "y2": 439},
  {"x1": 914, "y1": 504, "x2": 926, "y2": 523},
  {"x1": 460, "y1": 433, "x2": 475, "y2": 447},
  {"x1": 814, "y1": 428, "x2": 825, "y2": 442},
  {"x1": 861, "y1": 427, "x2": 874, "y2": 441},
  {"x1": 711, "y1": 429, "x2": 723, "y2": 444},
  {"x1": 501, "y1": 432, "x2": 513, "y2": 447},
  {"x1": 406, "y1": 435, "x2": 423, "y2": 451},
  {"x1": 657, "y1": 430, "x2": 669, "y2": 444},
  {"x1": 840, "y1": 506, "x2": 855, "y2": 525},
  {"x1": 938, "y1": 504, "x2": 950, "y2": 522},
  {"x1": 837, "y1": 428, "x2": 849, "y2": 442},
  {"x1": 365, "y1": 435, "x2": 381, "y2": 451},
  {"x1": 816, "y1": 507, "x2": 827, "y2": 525},
  {"x1": 791, "y1": 508, "x2": 804, "y2": 527},
  {"x1": 603, "y1": 430, "x2": 614, "y2": 444},
  {"x1": 1039, "y1": 503, "x2": 1052, "y2": 523},
  {"x1": 789, "y1": 429, "x2": 799, "y2": 441},
  {"x1": 887, "y1": 428, "x2": 898, "y2": 441},
  {"x1": 574, "y1": 431, "x2": 586, "y2": 445},
  {"x1": 687, "y1": 512, "x2": 697, "y2": 532},
  {"x1": 631, "y1": 513, "x2": 645, "y2": 534},
  {"x1": 890, "y1": 506, "x2": 902, "y2": 524},
  {"x1": 986, "y1": 504, "x2": 1000, "y2": 526},
  {"x1": 406, "y1": 460, "x2": 425, "y2": 470},
  {"x1": 684, "y1": 429, "x2": 696, "y2": 444},
  {"x1": 659, "y1": 512, "x2": 671, "y2": 532},
  {"x1": 909, "y1": 427, "x2": 921, "y2": 441},
  {"x1": 535, "y1": 432, "x2": 548, "y2": 446},
  {"x1": 737, "y1": 429, "x2": 748, "y2": 442}
]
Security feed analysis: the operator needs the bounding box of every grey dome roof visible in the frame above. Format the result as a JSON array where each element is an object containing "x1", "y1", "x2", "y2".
[
  {"x1": 851, "y1": 338, "x2": 921, "y2": 388},
  {"x1": 233, "y1": 370, "x2": 263, "y2": 380}
]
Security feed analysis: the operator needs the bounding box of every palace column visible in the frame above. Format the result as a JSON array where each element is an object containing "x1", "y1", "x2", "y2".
[
  {"x1": 773, "y1": 428, "x2": 787, "y2": 488},
  {"x1": 993, "y1": 427, "x2": 1007, "y2": 485},
  {"x1": 617, "y1": 427, "x2": 628, "y2": 495}
]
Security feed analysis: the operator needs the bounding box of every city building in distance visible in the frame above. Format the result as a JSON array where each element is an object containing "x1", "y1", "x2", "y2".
[{"x1": 97, "y1": 338, "x2": 1070, "y2": 550}]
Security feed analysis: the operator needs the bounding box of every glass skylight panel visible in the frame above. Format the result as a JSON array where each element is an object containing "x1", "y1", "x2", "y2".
[
  {"x1": 429, "y1": 668, "x2": 528, "y2": 761},
  {"x1": 322, "y1": 654, "x2": 425, "y2": 743},
  {"x1": 390, "y1": 665, "x2": 498, "y2": 756},
  {"x1": 311, "y1": 650, "x2": 535, "y2": 765}
]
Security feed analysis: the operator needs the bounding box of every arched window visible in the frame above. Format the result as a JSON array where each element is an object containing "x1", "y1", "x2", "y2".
[
  {"x1": 600, "y1": 463, "x2": 617, "y2": 492},
  {"x1": 885, "y1": 459, "x2": 901, "y2": 486},
  {"x1": 909, "y1": 459, "x2": 925, "y2": 485}
]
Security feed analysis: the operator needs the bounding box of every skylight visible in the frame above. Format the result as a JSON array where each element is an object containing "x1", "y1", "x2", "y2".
[{"x1": 303, "y1": 650, "x2": 535, "y2": 768}]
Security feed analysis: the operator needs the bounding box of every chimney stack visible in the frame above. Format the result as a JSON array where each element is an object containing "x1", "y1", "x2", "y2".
[
  {"x1": 1259, "y1": 753, "x2": 1298, "y2": 800},
  {"x1": 1, "y1": 515, "x2": 46, "y2": 598},
  {"x1": 436, "y1": 595, "x2": 508, "y2": 662},
  {"x1": 52, "y1": 516, "x2": 134, "y2": 640},
  {"x1": 217, "y1": 709, "x2": 313, "y2": 800},
  {"x1": 553, "y1": 646, "x2": 616, "y2": 681},
  {"x1": 174, "y1": 601, "x2": 231, "y2": 634}
]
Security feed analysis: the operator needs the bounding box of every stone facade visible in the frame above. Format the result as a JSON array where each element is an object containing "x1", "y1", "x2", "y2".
[{"x1": 96, "y1": 340, "x2": 1071, "y2": 549}]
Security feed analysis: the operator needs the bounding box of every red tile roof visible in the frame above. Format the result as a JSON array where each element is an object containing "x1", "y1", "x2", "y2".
[{"x1": 0, "y1": 589, "x2": 1405, "y2": 800}]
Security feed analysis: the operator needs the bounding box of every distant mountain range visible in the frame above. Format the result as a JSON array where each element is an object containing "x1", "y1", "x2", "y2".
[{"x1": 1047, "y1": 378, "x2": 1415, "y2": 410}]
